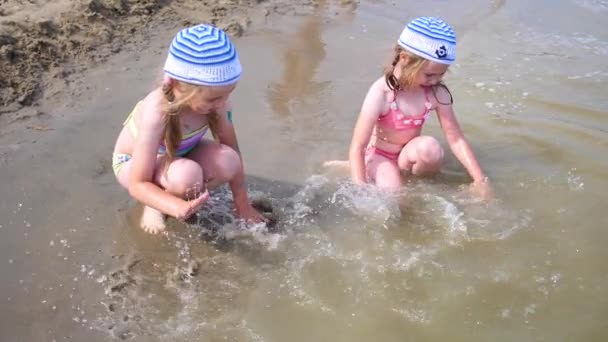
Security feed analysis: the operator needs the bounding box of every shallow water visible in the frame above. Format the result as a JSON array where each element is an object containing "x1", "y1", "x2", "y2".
[{"x1": 1, "y1": 0, "x2": 607, "y2": 341}]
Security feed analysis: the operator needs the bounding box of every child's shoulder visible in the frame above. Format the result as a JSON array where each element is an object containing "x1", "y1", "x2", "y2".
[
  {"x1": 136, "y1": 89, "x2": 167, "y2": 126},
  {"x1": 367, "y1": 76, "x2": 391, "y2": 97},
  {"x1": 430, "y1": 83, "x2": 453, "y2": 106},
  {"x1": 141, "y1": 88, "x2": 165, "y2": 106}
]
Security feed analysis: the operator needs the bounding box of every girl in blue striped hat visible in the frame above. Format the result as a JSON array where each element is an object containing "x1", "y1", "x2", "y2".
[
  {"x1": 112, "y1": 24, "x2": 266, "y2": 233},
  {"x1": 326, "y1": 17, "x2": 492, "y2": 199}
]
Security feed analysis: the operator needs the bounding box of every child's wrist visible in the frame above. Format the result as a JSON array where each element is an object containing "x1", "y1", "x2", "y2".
[
  {"x1": 168, "y1": 198, "x2": 187, "y2": 218},
  {"x1": 473, "y1": 176, "x2": 489, "y2": 184},
  {"x1": 233, "y1": 191, "x2": 250, "y2": 207}
]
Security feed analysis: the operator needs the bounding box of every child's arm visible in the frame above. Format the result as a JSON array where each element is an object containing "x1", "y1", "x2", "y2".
[
  {"x1": 434, "y1": 86, "x2": 489, "y2": 185},
  {"x1": 349, "y1": 81, "x2": 385, "y2": 184},
  {"x1": 128, "y1": 99, "x2": 207, "y2": 219},
  {"x1": 215, "y1": 104, "x2": 266, "y2": 222}
]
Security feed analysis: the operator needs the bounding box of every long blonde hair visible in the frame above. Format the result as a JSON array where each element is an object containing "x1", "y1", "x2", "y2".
[
  {"x1": 384, "y1": 45, "x2": 453, "y2": 104},
  {"x1": 161, "y1": 80, "x2": 221, "y2": 171},
  {"x1": 384, "y1": 45, "x2": 428, "y2": 90}
]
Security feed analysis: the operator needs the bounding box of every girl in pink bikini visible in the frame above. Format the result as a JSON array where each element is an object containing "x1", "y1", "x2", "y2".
[{"x1": 327, "y1": 17, "x2": 492, "y2": 198}]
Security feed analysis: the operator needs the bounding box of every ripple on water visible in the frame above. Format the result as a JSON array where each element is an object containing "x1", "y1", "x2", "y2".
[{"x1": 574, "y1": 0, "x2": 608, "y2": 12}]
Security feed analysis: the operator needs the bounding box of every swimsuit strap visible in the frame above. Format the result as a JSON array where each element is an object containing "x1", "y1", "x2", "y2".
[
  {"x1": 423, "y1": 87, "x2": 433, "y2": 111},
  {"x1": 388, "y1": 89, "x2": 401, "y2": 113},
  {"x1": 390, "y1": 88, "x2": 433, "y2": 113},
  {"x1": 424, "y1": 87, "x2": 431, "y2": 101},
  {"x1": 124, "y1": 102, "x2": 142, "y2": 137},
  {"x1": 391, "y1": 88, "x2": 432, "y2": 104},
  {"x1": 391, "y1": 89, "x2": 398, "y2": 103}
]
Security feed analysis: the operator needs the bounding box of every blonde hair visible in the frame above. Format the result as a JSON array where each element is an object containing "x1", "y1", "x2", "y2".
[
  {"x1": 384, "y1": 45, "x2": 453, "y2": 105},
  {"x1": 384, "y1": 45, "x2": 428, "y2": 90},
  {"x1": 161, "y1": 80, "x2": 221, "y2": 171}
]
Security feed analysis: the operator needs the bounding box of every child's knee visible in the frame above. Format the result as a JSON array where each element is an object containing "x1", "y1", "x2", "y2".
[
  {"x1": 215, "y1": 145, "x2": 241, "y2": 180},
  {"x1": 416, "y1": 137, "x2": 444, "y2": 164},
  {"x1": 163, "y1": 158, "x2": 204, "y2": 196}
]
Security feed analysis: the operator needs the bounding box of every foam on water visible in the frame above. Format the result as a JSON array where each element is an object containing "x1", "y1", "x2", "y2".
[
  {"x1": 90, "y1": 174, "x2": 539, "y2": 339},
  {"x1": 329, "y1": 180, "x2": 402, "y2": 223},
  {"x1": 574, "y1": 0, "x2": 608, "y2": 12}
]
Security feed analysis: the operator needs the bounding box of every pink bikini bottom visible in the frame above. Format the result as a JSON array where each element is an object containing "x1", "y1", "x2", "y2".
[{"x1": 365, "y1": 146, "x2": 400, "y2": 162}]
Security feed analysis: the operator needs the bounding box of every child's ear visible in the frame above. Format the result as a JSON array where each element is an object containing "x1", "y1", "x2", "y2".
[
  {"x1": 162, "y1": 74, "x2": 175, "y2": 88},
  {"x1": 399, "y1": 51, "x2": 409, "y2": 64}
]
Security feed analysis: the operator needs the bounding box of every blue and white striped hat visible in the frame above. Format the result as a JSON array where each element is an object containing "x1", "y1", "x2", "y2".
[
  {"x1": 164, "y1": 24, "x2": 242, "y2": 86},
  {"x1": 398, "y1": 17, "x2": 456, "y2": 65}
]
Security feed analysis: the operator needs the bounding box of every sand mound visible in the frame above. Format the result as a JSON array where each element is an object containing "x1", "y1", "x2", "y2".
[
  {"x1": 0, "y1": 0, "x2": 173, "y2": 110},
  {"x1": 0, "y1": 0, "x2": 339, "y2": 113},
  {"x1": 0, "y1": 0, "x2": 356, "y2": 115}
]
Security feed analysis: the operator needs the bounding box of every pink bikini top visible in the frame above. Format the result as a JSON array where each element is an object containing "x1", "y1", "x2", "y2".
[{"x1": 377, "y1": 87, "x2": 432, "y2": 130}]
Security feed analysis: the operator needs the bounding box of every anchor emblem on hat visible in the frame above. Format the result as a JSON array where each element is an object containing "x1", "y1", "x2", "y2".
[{"x1": 435, "y1": 45, "x2": 447, "y2": 59}]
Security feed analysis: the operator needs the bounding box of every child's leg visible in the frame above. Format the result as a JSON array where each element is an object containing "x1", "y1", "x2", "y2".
[
  {"x1": 185, "y1": 139, "x2": 241, "y2": 190},
  {"x1": 397, "y1": 136, "x2": 444, "y2": 176},
  {"x1": 366, "y1": 153, "x2": 402, "y2": 191},
  {"x1": 116, "y1": 155, "x2": 204, "y2": 234},
  {"x1": 154, "y1": 158, "x2": 204, "y2": 196}
]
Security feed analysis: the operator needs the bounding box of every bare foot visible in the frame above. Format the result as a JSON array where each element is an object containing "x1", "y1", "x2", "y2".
[{"x1": 140, "y1": 206, "x2": 166, "y2": 234}]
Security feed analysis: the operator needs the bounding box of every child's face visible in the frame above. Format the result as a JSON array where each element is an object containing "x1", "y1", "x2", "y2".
[
  {"x1": 191, "y1": 84, "x2": 237, "y2": 114},
  {"x1": 416, "y1": 62, "x2": 449, "y2": 87}
]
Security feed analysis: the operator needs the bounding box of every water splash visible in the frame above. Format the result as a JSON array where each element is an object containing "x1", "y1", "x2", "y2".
[
  {"x1": 91, "y1": 175, "x2": 537, "y2": 339},
  {"x1": 329, "y1": 179, "x2": 401, "y2": 223},
  {"x1": 567, "y1": 168, "x2": 585, "y2": 192}
]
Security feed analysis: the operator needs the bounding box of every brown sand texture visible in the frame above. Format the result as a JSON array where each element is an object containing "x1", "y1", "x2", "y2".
[{"x1": 0, "y1": 0, "x2": 352, "y2": 116}]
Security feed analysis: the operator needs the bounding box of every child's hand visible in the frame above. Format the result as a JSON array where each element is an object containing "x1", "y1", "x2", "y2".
[
  {"x1": 174, "y1": 190, "x2": 210, "y2": 221},
  {"x1": 469, "y1": 179, "x2": 494, "y2": 201},
  {"x1": 235, "y1": 203, "x2": 268, "y2": 224}
]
